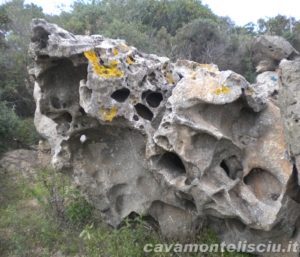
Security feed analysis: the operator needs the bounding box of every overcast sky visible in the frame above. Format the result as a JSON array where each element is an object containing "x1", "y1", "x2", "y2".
[
  {"x1": 1, "y1": 0, "x2": 300, "y2": 27},
  {"x1": 201, "y1": 0, "x2": 300, "y2": 26}
]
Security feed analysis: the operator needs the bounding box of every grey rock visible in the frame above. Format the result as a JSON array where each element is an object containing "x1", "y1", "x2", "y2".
[
  {"x1": 278, "y1": 59, "x2": 300, "y2": 183},
  {"x1": 254, "y1": 35, "x2": 299, "y2": 61},
  {"x1": 247, "y1": 71, "x2": 279, "y2": 108},
  {"x1": 256, "y1": 59, "x2": 279, "y2": 72},
  {"x1": 30, "y1": 19, "x2": 300, "y2": 256}
]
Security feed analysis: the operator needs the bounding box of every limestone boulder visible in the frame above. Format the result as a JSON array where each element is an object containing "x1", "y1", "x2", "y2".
[
  {"x1": 254, "y1": 35, "x2": 299, "y2": 61},
  {"x1": 29, "y1": 19, "x2": 300, "y2": 255},
  {"x1": 278, "y1": 59, "x2": 300, "y2": 183}
]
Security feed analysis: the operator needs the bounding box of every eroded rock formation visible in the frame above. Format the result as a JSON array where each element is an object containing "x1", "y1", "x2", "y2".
[
  {"x1": 29, "y1": 19, "x2": 300, "y2": 256},
  {"x1": 255, "y1": 35, "x2": 299, "y2": 73}
]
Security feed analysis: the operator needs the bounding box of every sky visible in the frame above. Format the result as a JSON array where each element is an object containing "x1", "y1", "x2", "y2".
[
  {"x1": 201, "y1": 0, "x2": 300, "y2": 26},
  {"x1": 1, "y1": 0, "x2": 300, "y2": 27}
]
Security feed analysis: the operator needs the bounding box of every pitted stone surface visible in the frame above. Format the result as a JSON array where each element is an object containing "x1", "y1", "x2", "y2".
[
  {"x1": 254, "y1": 35, "x2": 299, "y2": 61},
  {"x1": 30, "y1": 20, "x2": 300, "y2": 255},
  {"x1": 278, "y1": 59, "x2": 300, "y2": 184}
]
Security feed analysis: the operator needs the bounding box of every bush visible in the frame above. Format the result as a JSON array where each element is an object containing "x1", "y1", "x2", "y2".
[
  {"x1": 0, "y1": 164, "x2": 254, "y2": 257},
  {"x1": 65, "y1": 188, "x2": 94, "y2": 223},
  {"x1": 0, "y1": 101, "x2": 20, "y2": 154},
  {"x1": 13, "y1": 118, "x2": 41, "y2": 146}
]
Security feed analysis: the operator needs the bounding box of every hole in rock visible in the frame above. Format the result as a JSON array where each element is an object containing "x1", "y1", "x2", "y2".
[
  {"x1": 181, "y1": 198, "x2": 197, "y2": 213},
  {"x1": 39, "y1": 55, "x2": 50, "y2": 59},
  {"x1": 220, "y1": 160, "x2": 230, "y2": 177},
  {"x1": 271, "y1": 194, "x2": 280, "y2": 201},
  {"x1": 271, "y1": 90, "x2": 278, "y2": 97},
  {"x1": 244, "y1": 168, "x2": 281, "y2": 202},
  {"x1": 176, "y1": 191, "x2": 197, "y2": 212},
  {"x1": 110, "y1": 88, "x2": 130, "y2": 103},
  {"x1": 133, "y1": 115, "x2": 139, "y2": 121},
  {"x1": 51, "y1": 97, "x2": 61, "y2": 109},
  {"x1": 61, "y1": 112, "x2": 73, "y2": 123},
  {"x1": 138, "y1": 75, "x2": 147, "y2": 87},
  {"x1": 79, "y1": 107, "x2": 87, "y2": 115},
  {"x1": 227, "y1": 218, "x2": 246, "y2": 233},
  {"x1": 159, "y1": 152, "x2": 186, "y2": 173},
  {"x1": 286, "y1": 165, "x2": 300, "y2": 204},
  {"x1": 147, "y1": 72, "x2": 158, "y2": 86},
  {"x1": 53, "y1": 112, "x2": 73, "y2": 124},
  {"x1": 142, "y1": 90, "x2": 163, "y2": 108},
  {"x1": 219, "y1": 156, "x2": 242, "y2": 180},
  {"x1": 134, "y1": 103, "x2": 153, "y2": 121},
  {"x1": 32, "y1": 27, "x2": 50, "y2": 49},
  {"x1": 148, "y1": 72, "x2": 156, "y2": 79}
]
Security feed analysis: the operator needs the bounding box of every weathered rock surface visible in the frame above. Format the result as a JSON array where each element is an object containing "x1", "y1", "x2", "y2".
[
  {"x1": 278, "y1": 59, "x2": 300, "y2": 183},
  {"x1": 254, "y1": 35, "x2": 299, "y2": 61},
  {"x1": 256, "y1": 59, "x2": 279, "y2": 73},
  {"x1": 250, "y1": 71, "x2": 279, "y2": 105},
  {"x1": 29, "y1": 19, "x2": 300, "y2": 255}
]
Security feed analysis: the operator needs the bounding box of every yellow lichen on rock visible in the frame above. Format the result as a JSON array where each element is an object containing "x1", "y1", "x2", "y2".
[
  {"x1": 84, "y1": 51, "x2": 98, "y2": 64},
  {"x1": 126, "y1": 54, "x2": 135, "y2": 65},
  {"x1": 191, "y1": 73, "x2": 197, "y2": 79},
  {"x1": 94, "y1": 61, "x2": 124, "y2": 78},
  {"x1": 215, "y1": 85, "x2": 231, "y2": 95},
  {"x1": 99, "y1": 106, "x2": 118, "y2": 121},
  {"x1": 113, "y1": 48, "x2": 119, "y2": 56},
  {"x1": 165, "y1": 73, "x2": 175, "y2": 84},
  {"x1": 84, "y1": 51, "x2": 124, "y2": 78}
]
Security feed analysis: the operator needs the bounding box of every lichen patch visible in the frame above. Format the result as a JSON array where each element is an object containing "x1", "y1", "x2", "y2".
[
  {"x1": 99, "y1": 106, "x2": 118, "y2": 121},
  {"x1": 215, "y1": 85, "x2": 231, "y2": 95}
]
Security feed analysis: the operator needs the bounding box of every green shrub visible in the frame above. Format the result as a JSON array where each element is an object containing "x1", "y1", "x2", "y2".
[
  {"x1": 0, "y1": 101, "x2": 20, "y2": 154},
  {"x1": 0, "y1": 165, "x2": 254, "y2": 257},
  {"x1": 0, "y1": 103, "x2": 41, "y2": 155},
  {"x1": 13, "y1": 118, "x2": 41, "y2": 146},
  {"x1": 65, "y1": 188, "x2": 94, "y2": 223}
]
